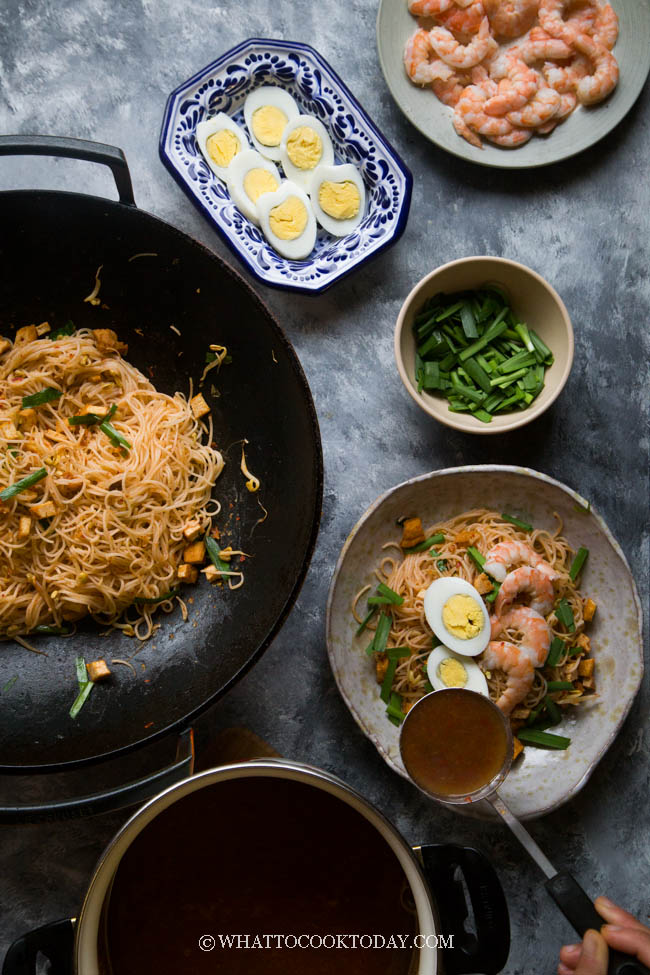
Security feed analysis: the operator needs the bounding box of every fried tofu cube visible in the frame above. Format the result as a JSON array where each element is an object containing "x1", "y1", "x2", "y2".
[
  {"x1": 511, "y1": 706, "x2": 531, "y2": 721},
  {"x1": 376, "y1": 654, "x2": 389, "y2": 684},
  {"x1": 190, "y1": 393, "x2": 210, "y2": 419},
  {"x1": 18, "y1": 516, "x2": 32, "y2": 540},
  {"x1": 583, "y1": 598, "x2": 597, "y2": 622},
  {"x1": 455, "y1": 529, "x2": 479, "y2": 545},
  {"x1": 182, "y1": 519, "x2": 202, "y2": 542},
  {"x1": 474, "y1": 572, "x2": 493, "y2": 596},
  {"x1": 92, "y1": 329, "x2": 128, "y2": 355},
  {"x1": 36, "y1": 321, "x2": 51, "y2": 336},
  {"x1": 15, "y1": 325, "x2": 38, "y2": 344},
  {"x1": 86, "y1": 659, "x2": 111, "y2": 682},
  {"x1": 400, "y1": 517, "x2": 425, "y2": 549},
  {"x1": 17, "y1": 408, "x2": 36, "y2": 429},
  {"x1": 177, "y1": 563, "x2": 199, "y2": 584},
  {"x1": 578, "y1": 658, "x2": 595, "y2": 678},
  {"x1": 513, "y1": 737, "x2": 524, "y2": 761},
  {"x1": 29, "y1": 500, "x2": 56, "y2": 519},
  {"x1": 0, "y1": 337, "x2": 12, "y2": 355},
  {"x1": 574, "y1": 633, "x2": 591, "y2": 653},
  {"x1": 183, "y1": 540, "x2": 206, "y2": 564},
  {"x1": 581, "y1": 676, "x2": 595, "y2": 691},
  {"x1": 202, "y1": 564, "x2": 221, "y2": 583}
]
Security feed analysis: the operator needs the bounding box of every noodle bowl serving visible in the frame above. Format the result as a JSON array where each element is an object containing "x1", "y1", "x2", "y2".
[
  {"x1": 0, "y1": 326, "x2": 225, "y2": 641},
  {"x1": 353, "y1": 507, "x2": 596, "y2": 759}
]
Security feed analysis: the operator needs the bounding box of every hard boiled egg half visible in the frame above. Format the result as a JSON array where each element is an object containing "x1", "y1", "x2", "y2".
[
  {"x1": 257, "y1": 182, "x2": 317, "y2": 260},
  {"x1": 196, "y1": 113, "x2": 250, "y2": 180},
  {"x1": 279, "y1": 115, "x2": 334, "y2": 190},
  {"x1": 423, "y1": 578, "x2": 490, "y2": 657},
  {"x1": 244, "y1": 87, "x2": 299, "y2": 161},
  {"x1": 427, "y1": 644, "x2": 489, "y2": 696},
  {"x1": 310, "y1": 163, "x2": 366, "y2": 237},
  {"x1": 226, "y1": 150, "x2": 281, "y2": 225}
]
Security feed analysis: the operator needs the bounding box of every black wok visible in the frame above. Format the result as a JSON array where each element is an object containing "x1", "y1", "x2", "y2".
[{"x1": 0, "y1": 137, "x2": 323, "y2": 818}]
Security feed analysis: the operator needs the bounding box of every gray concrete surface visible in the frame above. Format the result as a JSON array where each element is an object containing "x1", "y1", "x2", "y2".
[{"x1": 1, "y1": 1, "x2": 649, "y2": 972}]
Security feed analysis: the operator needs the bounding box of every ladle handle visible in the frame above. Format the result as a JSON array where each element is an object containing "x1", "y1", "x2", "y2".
[{"x1": 546, "y1": 873, "x2": 650, "y2": 975}]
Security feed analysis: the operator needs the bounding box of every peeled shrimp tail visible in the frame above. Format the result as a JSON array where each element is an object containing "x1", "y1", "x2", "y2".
[
  {"x1": 494, "y1": 564, "x2": 555, "y2": 617},
  {"x1": 481, "y1": 640, "x2": 535, "y2": 714},
  {"x1": 494, "y1": 606, "x2": 551, "y2": 667}
]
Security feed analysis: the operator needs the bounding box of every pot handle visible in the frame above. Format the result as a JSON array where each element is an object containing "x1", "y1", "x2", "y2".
[
  {"x1": 0, "y1": 135, "x2": 136, "y2": 207},
  {"x1": 419, "y1": 843, "x2": 510, "y2": 975},
  {"x1": 0, "y1": 728, "x2": 194, "y2": 824},
  {"x1": 2, "y1": 919, "x2": 75, "y2": 975}
]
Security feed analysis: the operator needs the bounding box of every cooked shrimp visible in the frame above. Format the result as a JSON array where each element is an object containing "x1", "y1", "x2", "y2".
[
  {"x1": 543, "y1": 53, "x2": 591, "y2": 92},
  {"x1": 484, "y1": 52, "x2": 540, "y2": 115},
  {"x1": 437, "y1": 0, "x2": 487, "y2": 36},
  {"x1": 507, "y1": 84, "x2": 561, "y2": 126},
  {"x1": 495, "y1": 565, "x2": 556, "y2": 617},
  {"x1": 573, "y1": 31, "x2": 619, "y2": 104},
  {"x1": 408, "y1": 0, "x2": 456, "y2": 16},
  {"x1": 405, "y1": 29, "x2": 456, "y2": 84},
  {"x1": 537, "y1": 91, "x2": 576, "y2": 131},
  {"x1": 454, "y1": 84, "x2": 518, "y2": 142},
  {"x1": 487, "y1": 126, "x2": 533, "y2": 146},
  {"x1": 520, "y1": 26, "x2": 573, "y2": 63},
  {"x1": 484, "y1": 539, "x2": 559, "y2": 582},
  {"x1": 538, "y1": 0, "x2": 575, "y2": 39},
  {"x1": 484, "y1": 0, "x2": 539, "y2": 38},
  {"x1": 480, "y1": 641, "x2": 535, "y2": 714},
  {"x1": 433, "y1": 63, "x2": 491, "y2": 106},
  {"x1": 430, "y1": 16, "x2": 496, "y2": 69},
  {"x1": 492, "y1": 607, "x2": 551, "y2": 666},
  {"x1": 592, "y1": 3, "x2": 618, "y2": 50}
]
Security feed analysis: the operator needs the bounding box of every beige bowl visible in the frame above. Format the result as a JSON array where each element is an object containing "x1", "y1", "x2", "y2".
[{"x1": 394, "y1": 257, "x2": 574, "y2": 435}]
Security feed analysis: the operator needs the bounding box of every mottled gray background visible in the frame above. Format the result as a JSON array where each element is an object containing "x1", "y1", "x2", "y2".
[{"x1": 0, "y1": 1, "x2": 649, "y2": 972}]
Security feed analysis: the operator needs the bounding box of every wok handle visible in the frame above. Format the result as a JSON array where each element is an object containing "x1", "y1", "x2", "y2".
[
  {"x1": 546, "y1": 873, "x2": 650, "y2": 975},
  {"x1": 0, "y1": 134, "x2": 135, "y2": 206},
  {"x1": 2, "y1": 918, "x2": 75, "y2": 975},
  {"x1": 419, "y1": 843, "x2": 510, "y2": 974},
  {"x1": 0, "y1": 728, "x2": 194, "y2": 824}
]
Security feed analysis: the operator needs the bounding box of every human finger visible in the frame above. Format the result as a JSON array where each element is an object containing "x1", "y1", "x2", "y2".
[
  {"x1": 574, "y1": 930, "x2": 608, "y2": 975},
  {"x1": 601, "y1": 924, "x2": 650, "y2": 967},
  {"x1": 595, "y1": 896, "x2": 650, "y2": 934}
]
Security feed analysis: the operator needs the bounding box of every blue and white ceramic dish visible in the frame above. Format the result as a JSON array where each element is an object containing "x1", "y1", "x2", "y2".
[{"x1": 160, "y1": 38, "x2": 413, "y2": 295}]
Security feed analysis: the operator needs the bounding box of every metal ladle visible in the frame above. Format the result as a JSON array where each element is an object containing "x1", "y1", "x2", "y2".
[{"x1": 400, "y1": 689, "x2": 648, "y2": 975}]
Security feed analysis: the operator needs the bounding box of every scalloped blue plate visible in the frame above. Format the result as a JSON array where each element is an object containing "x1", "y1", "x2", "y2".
[{"x1": 160, "y1": 38, "x2": 413, "y2": 295}]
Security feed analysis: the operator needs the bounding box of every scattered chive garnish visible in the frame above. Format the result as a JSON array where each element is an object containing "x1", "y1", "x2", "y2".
[
  {"x1": 0, "y1": 467, "x2": 47, "y2": 501},
  {"x1": 2, "y1": 676, "x2": 18, "y2": 693},
  {"x1": 467, "y1": 546, "x2": 485, "y2": 572},
  {"x1": 517, "y1": 729, "x2": 570, "y2": 750},
  {"x1": 21, "y1": 388, "x2": 62, "y2": 408},
  {"x1": 555, "y1": 598, "x2": 576, "y2": 632},
  {"x1": 376, "y1": 582, "x2": 404, "y2": 606},
  {"x1": 569, "y1": 547, "x2": 589, "y2": 581},
  {"x1": 403, "y1": 532, "x2": 445, "y2": 554},
  {"x1": 31, "y1": 625, "x2": 72, "y2": 636},
  {"x1": 385, "y1": 691, "x2": 405, "y2": 724},
  {"x1": 546, "y1": 637, "x2": 565, "y2": 668},
  {"x1": 69, "y1": 655, "x2": 94, "y2": 719},
  {"x1": 205, "y1": 534, "x2": 236, "y2": 578},
  {"x1": 366, "y1": 613, "x2": 391, "y2": 656},
  {"x1": 546, "y1": 680, "x2": 574, "y2": 692},
  {"x1": 356, "y1": 606, "x2": 377, "y2": 637},
  {"x1": 501, "y1": 513, "x2": 533, "y2": 532},
  {"x1": 49, "y1": 321, "x2": 75, "y2": 340}
]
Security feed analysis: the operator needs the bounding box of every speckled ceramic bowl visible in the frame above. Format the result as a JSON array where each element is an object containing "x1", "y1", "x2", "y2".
[
  {"x1": 395, "y1": 257, "x2": 574, "y2": 435},
  {"x1": 326, "y1": 466, "x2": 643, "y2": 821}
]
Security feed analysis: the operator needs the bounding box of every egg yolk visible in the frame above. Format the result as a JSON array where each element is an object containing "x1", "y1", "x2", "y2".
[
  {"x1": 442, "y1": 595, "x2": 484, "y2": 640},
  {"x1": 206, "y1": 130, "x2": 241, "y2": 168},
  {"x1": 251, "y1": 105, "x2": 288, "y2": 147},
  {"x1": 438, "y1": 658, "x2": 468, "y2": 688},
  {"x1": 243, "y1": 168, "x2": 279, "y2": 203},
  {"x1": 269, "y1": 196, "x2": 308, "y2": 241},
  {"x1": 318, "y1": 180, "x2": 361, "y2": 221},
  {"x1": 286, "y1": 126, "x2": 323, "y2": 170}
]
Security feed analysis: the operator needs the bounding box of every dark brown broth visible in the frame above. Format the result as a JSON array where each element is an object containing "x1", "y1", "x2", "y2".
[
  {"x1": 401, "y1": 690, "x2": 508, "y2": 798},
  {"x1": 104, "y1": 776, "x2": 416, "y2": 974}
]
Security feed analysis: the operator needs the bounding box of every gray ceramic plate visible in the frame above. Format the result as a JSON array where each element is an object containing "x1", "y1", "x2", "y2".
[
  {"x1": 326, "y1": 467, "x2": 643, "y2": 820},
  {"x1": 376, "y1": 0, "x2": 650, "y2": 168}
]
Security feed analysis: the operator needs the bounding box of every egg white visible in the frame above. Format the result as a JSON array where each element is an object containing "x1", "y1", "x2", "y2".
[
  {"x1": 309, "y1": 163, "x2": 366, "y2": 237},
  {"x1": 423, "y1": 577, "x2": 491, "y2": 657},
  {"x1": 243, "y1": 87, "x2": 300, "y2": 161},
  {"x1": 225, "y1": 150, "x2": 281, "y2": 225},
  {"x1": 279, "y1": 115, "x2": 334, "y2": 190},
  {"x1": 195, "y1": 113, "x2": 250, "y2": 181},
  {"x1": 257, "y1": 181, "x2": 317, "y2": 260},
  {"x1": 427, "y1": 644, "x2": 489, "y2": 696}
]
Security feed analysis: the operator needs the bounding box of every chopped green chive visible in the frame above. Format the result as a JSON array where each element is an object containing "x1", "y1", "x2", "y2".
[
  {"x1": 366, "y1": 613, "x2": 392, "y2": 656},
  {"x1": 2, "y1": 675, "x2": 18, "y2": 693},
  {"x1": 546, "y1": 680, "x2": 574, "y2": 692},
  {"x1": 376, "y1": 582, "x2": 404, "y2": 606},
  {"x1": 467, "y1": 546, "x2": 486, "y2": 572},
  {"x1": 501, "y1": 513, "x2": 533, "y2": 532},
  {"x1": 70, "y1": 656, "x2": 94, "y2": 719},
  {"x1": 0, "y1": 467, "x2": 47, "y2": 501},
  {"x1": 546, "y1": 637, "x2": 566, "y2": 668},
  {"x1": 21, "y1": 387, "x2": 62, "y2": 408},
  {"x1": 385, "y1": 691, "x2": 405, "y2": 724},
  {"x1": 403, "y1": 532, "x2": 445, "y2": 554},
  {"x1": 555, "y1": 598, "x2": 575, "y2": 632},
  {"x1": 569, "y1": 547, "x2": 589, "y2": 581},
  {"x1": 356, "y1": 606, "x2": 378, "y2": 636},
  {"x1": 49, "y1": 321, "x2": 75, "y2": 340},
  {"x1": 517, "y1": 729, "x2": 570, "y2": 750}
]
